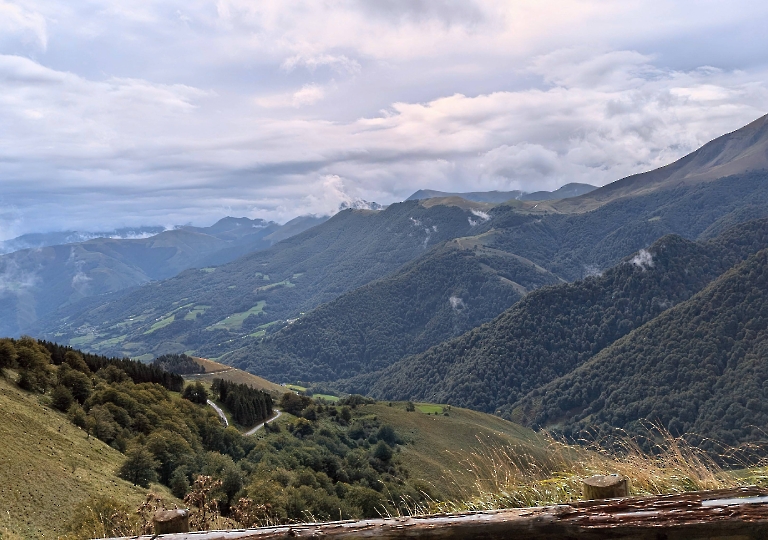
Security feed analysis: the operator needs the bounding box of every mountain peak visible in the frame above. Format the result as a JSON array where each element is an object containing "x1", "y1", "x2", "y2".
[
  {"x1": 339, "y1": 199, "x2": 384, "y2": 211},
  {"x1": 553, "y1": 113, "x2": 768, "y2": 212}
]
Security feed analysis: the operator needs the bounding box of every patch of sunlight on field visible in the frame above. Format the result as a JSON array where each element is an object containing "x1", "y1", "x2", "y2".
[
  {"x1": 144, "y1": 314, "x2": 175, "y2": 334},
  {"x1": 207, "y1": 301, "x2": 267, "y2": 331}
]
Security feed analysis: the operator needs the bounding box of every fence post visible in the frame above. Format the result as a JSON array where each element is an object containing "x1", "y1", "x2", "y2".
[
  {"x1": 582, "y1": 474, "x2": 629, "y2": 500},
  {"x1": 153, "y1": 508, "x2": 190, "y2": 534}
]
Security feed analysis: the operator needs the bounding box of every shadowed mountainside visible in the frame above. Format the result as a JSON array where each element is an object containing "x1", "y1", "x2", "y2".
[{"x1": 361, "y1": 219, "x2": 768, "y2": 426}]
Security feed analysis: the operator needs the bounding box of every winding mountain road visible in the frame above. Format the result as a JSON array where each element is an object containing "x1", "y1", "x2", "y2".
[
  {"x1": 245, "y1": 409, "x2": 282, "y2": 435},
  {"x1": 206, "y1": 399, "x2": 281, "y2": 435},
  {"x1": 207, "y1": 399, "x2": 229, "y2": 427}
]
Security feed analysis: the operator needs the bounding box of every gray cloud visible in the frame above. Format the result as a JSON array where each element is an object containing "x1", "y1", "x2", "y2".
[{"x1": 1, "y1": 1, "x2": 768, "y2": 239}]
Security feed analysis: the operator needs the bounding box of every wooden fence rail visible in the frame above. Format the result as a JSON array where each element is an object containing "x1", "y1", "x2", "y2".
[{"x1": 109, "y1": 487, "x2": 768, "y2": 540}]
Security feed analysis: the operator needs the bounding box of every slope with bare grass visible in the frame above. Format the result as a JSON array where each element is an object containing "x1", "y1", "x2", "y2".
[
  {"x1": 183, "y1": 357, "x2": 284, "y2": 397},
  {"x1": 0, "y1": 375, "x2": 156, "y2": 539}
]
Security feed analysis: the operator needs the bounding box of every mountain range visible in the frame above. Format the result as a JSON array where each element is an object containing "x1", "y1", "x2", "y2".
[
  {"x1": 0, "y1": 215, "x2": 327, "y2": 337},
  {"x1": 22, "y1": 112, "x2": 768, "y2": 450},
  {"x1": 406, "y1": 182, "x2": 597, "y2": 203}
]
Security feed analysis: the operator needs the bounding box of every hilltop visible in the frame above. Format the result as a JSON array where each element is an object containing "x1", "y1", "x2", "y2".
[
  {"x1": 406, "y1": 183, "x2": 597, "y2": 204},
  {"x1": 546, "y1": 113, "x2": 768, "y2": 213}
]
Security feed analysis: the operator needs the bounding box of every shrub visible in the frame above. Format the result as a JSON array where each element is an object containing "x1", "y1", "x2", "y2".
[
  {"x1": 118, "y1": 447, "x2": 159, "y2": 488},
  {"x1": 51, "y1": 384, "x2": 75, "y2": 412}
]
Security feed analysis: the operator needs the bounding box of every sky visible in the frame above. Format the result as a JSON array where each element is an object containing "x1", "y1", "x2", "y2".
[{"x1": 1, "y1": 0, "x2": 768, "y2": 238}]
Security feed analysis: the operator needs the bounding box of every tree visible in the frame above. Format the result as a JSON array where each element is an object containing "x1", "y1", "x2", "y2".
[
  {"x1": 170, "y1": 468, "x2": 190, "y2": 499},
  {"x1": 51, "y1": 385, "x2": 74, "y2": 412},
  {"x1": 58, "y1": 364, "x2": 92, "y2": 404},
  {"x1": 373, "y1": 441, "x2": 393, "y2": 462},
  {"x1": 64, "y1": 351, "x2": 90, "y2": 373},
  {"x1": 0, "y1": 339, "x2": 17, "y2": 375},
  {"x1": 118, "y1": 447, "x2": 159, "y2": 488},
  {"x1": 279, "y1": 392, "x2": 311, "y2": 416},
  {"x1": 183, "y1": 382, "x2": 208, "y2": 404}
]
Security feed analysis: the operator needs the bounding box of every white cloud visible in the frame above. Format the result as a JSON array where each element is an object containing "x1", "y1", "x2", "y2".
[
  {"x1": 281, "y1": 54, "x2": 361, "y2": 75},
  {"x1": 631, "y1": 249, "x2": 654, "y2": 270},
  {"x1": 1, "y1": 1, "x2": 768, "y2": 234},
  {"x1": 0, "y1": 2, "x2": 47, "y2": 50}
]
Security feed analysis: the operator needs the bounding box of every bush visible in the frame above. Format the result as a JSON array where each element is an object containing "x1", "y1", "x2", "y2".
[
  {"x1": 279, "y1": 392, "x2": 311, "y2": 416},
  {"x1": 51, "y1": 385, "x2": 74, "y2": 412},
  {"x1": 372, "y1": 441, "x2": 393, "y2": 462},
  {"x1": 118, "y1": 447, "x2": 159, "y2": 488}
]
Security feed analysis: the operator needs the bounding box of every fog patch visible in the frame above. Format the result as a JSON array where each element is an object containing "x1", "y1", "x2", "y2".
[
  {"x1": 0, "y1": 257, "x2": 38, "y2": 294},
  {"x1": 631, "y1": 249, "x2": 654, "y2": 270},
  {"x1": 64, "y1": 248, "x2": 92, "y2": 295},
  {"x1": 468, "y1": 208, "x2": 491, "y2": 227},
  {"x1": 583, "y1": 264, "x2": 602, "y2": 277},
  {"x1": 449, "y1": 295, "x2": 465, "y2": 311}
]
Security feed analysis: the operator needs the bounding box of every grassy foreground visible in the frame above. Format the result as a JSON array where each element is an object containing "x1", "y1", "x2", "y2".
[{"x1": 0, "y1": 375, "x2": 159, "y2": 539}]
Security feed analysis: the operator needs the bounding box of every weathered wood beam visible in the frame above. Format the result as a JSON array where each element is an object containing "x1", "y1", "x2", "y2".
[{"x1": 106, "y1": 487, "x2": 768, "y2": 540}]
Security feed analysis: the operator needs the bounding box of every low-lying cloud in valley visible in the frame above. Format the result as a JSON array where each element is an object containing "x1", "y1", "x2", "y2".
[{"x1": 1, "y1": 0, "x2": 768, "y2": 238}]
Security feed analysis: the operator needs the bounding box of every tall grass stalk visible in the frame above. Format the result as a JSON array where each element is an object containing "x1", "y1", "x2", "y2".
[{"x1": 433, "y1": 427, "x2": 756, "y2": 512}]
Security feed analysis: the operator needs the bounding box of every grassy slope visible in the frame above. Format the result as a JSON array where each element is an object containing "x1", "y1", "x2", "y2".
[
  {"x1": 0, "y1": 376, "x2": 159, "y2": 539},
  {"x1": 184, "y1": 357, "x2": 285, "y2": 397},
  {"x1": 340, "y1": 402, "x2": 545, "y2": 499}
]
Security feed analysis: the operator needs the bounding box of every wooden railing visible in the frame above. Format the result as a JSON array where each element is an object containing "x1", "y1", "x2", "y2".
[{"x1": 109, "y1": 486, "x2": 768, "y2": 540}]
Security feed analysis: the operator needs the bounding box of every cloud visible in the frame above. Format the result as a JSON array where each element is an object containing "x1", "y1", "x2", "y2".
[
  {"x1": 281, "y1": 54, "x2": 361, "y2": 75},
  {"x1": 0, "y1": 2, "x2": 47, "y2": 50},
  {"x1": 1, "y1": 1, "x2": 768, "y2": 235},
  {"x1": 631, "y1": 249, "x2": 654, "y2": 270}
]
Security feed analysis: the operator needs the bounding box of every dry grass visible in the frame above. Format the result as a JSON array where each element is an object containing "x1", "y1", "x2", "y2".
[
  {"x1": 185, "y1": 358, "x2": 284, "y2": 397},
  {"x1": 430, "y1": 427, "x2": 759, "y2": 513}
]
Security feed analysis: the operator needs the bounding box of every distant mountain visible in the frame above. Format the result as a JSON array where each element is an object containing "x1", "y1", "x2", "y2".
[
  {"x1": 262, "y1": 215, "x2": 330, "y2": 245},
  {"x1": 0, "y1": 226, "x2": 166, "y2": 254},
  {"x1": 227, "y1": 242, "x2": 562, "y2": 383},
  {"x1": 521, "y1": 183, "x2": 598, "y2": 201},
  {"x1": 339, "y1": 199, "x2": 385, "y2": 211},
  {"x1": 34, "y1": 115, "x2": 768, "y2": 373},
  {"x1": 407, "y1": 189, "x2": 525, "y2": 203},
  {"x1": 226, "y1": 169, "x2": 768, "y2": 385},
  {"x1": 406, "y1": 183, "x2": 597, "y2": 204},
  {"x1": 362, "y1": 218, "x2": 768, "y2": 423},
  {"x1": 549, "y1": 113, "x2": 768, "y2": 213},
  {"x1": 512, "y1": 242, "x2": 768, "y2": 452},
  {"x1": 0, "y1": 216, "x2": 324, "y2": 336},
  {"x1": 35, "y1": 201, "x2": 483, "y2": 360}
]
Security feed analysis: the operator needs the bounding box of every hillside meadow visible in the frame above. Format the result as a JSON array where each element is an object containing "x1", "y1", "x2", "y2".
[{"x1": 0, "y1": 375, "x2": 176, "y2": 539}]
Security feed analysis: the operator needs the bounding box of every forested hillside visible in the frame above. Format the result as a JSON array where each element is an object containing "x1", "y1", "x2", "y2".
[
  {"x1": 36, "y1": 201, "x2": 481, "y2": 360},
  {"x1": 484, "y1": 171, "x2": 768, "y2": 280},
  {"x1": 362, "y1": 218, "x2": 768, "y2": 419},
  {"x1": 511, "y1": 247, "x2": 768, "y2": 451},
  {"x1": 0, "y1": 337, "x2": 557, "y2": 537},
  {"x1": 228, "y1": 242, "x2": 561, "y2": 382},
  {"x1": 31, "y1": 118, "x2": 768, "y2": 371}
]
